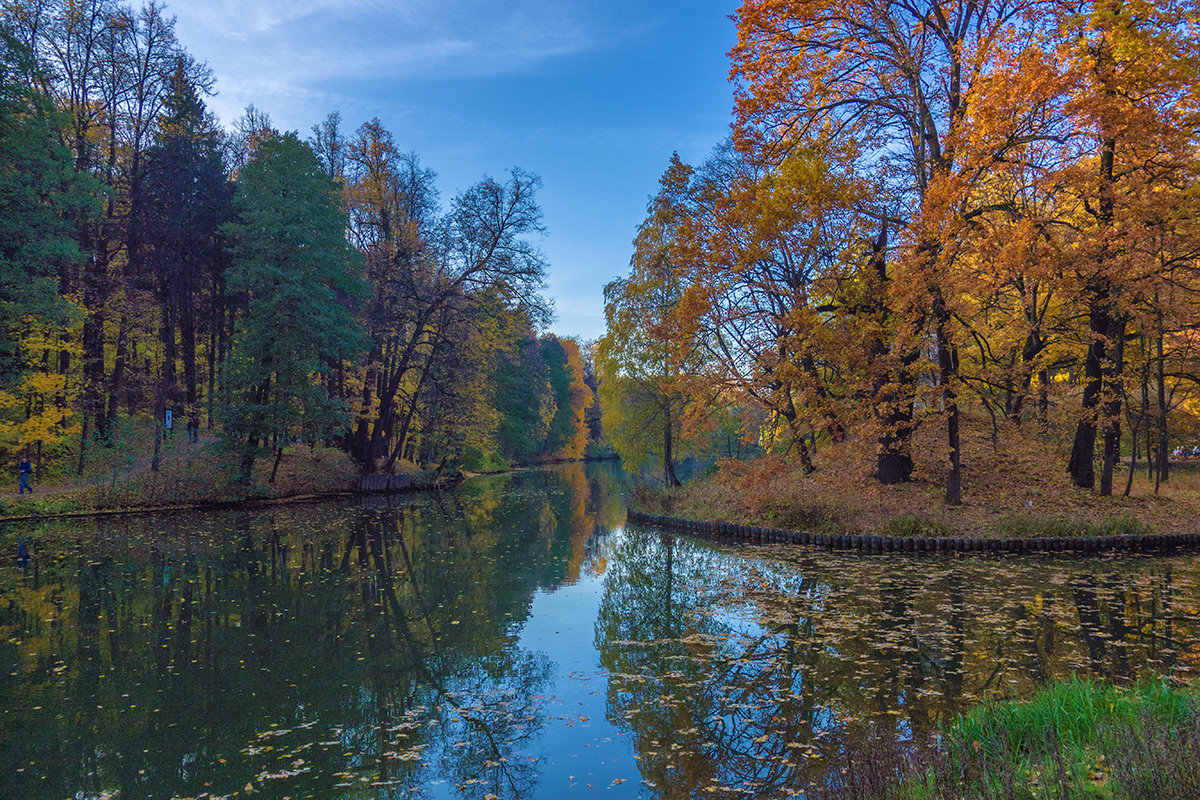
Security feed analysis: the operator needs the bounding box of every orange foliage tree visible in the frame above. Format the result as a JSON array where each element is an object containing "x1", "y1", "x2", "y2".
[
  {"x1": 723, "y1": 0, "x2": 1200, "y2": 500},
  {"x1": 674, "y1": 141, "x2": 873, "y2": 472}
]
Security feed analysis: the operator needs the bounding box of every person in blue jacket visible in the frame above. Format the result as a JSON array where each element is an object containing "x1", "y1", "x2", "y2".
[{"x1": 17, "y1": 456, "x2": 33, "y2": 494}]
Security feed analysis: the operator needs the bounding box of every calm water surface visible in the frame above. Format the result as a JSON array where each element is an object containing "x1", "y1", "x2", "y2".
[{"x1": 2, "y1": 462, "x2": 1198, "y2": 799}]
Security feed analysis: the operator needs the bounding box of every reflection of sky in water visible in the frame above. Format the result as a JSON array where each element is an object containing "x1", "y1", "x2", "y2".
[
  {"x1": 2, "y1": 462, "x2": 1199, "y2": 800},
  {"x1": 425, "y1": 562, "x2": 649, "y2": 798},
  {"x1": 517, "y1": 575, "x2": 644, "y2": 797}
]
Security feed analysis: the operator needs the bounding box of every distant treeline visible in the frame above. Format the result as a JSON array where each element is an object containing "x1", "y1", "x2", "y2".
[{"x1": 0, "y1": 2, "x2": 603, "y2": 479}]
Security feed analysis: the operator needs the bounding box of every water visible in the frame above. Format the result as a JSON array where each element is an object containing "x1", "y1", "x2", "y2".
[{"x1": 1, "y1": 461, "x2": 1197, "y2": 799}]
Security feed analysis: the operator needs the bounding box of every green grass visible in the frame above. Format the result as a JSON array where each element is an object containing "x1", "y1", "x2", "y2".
[
  {"x1": 907, "y1": 678, "x2": 1199, "y2": 800},
  {"x1": 818, "y1": 676, "x2": 1200, "y2": 799},
  {"x1": 994, "y1": 513, "x2": 1149, "y2": 540}
]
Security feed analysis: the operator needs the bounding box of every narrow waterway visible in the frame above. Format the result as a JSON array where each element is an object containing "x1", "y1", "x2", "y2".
[{"x1": 1, "y1": 461, "x2": 1197, "y2": 799}]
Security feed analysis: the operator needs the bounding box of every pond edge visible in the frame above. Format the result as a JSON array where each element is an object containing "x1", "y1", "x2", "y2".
[{"x1": 625, "y1": 509, "x2": 1200, "y2": 555}]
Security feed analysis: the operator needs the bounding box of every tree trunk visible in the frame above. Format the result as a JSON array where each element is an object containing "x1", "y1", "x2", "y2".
[
  {"x1": 934, "y1": 289, "x2": 961, "y2": 505},
  {"x1": 1068, "y1": 288, "x2": 1109, "y2": 489},
  {"x1": 865, "y1": 224, "x2": 916, "y2": 485},
  {"x1": 107, "y1": 311, "x2": 129, "y2": 432},
  {"x1": 782, "y1": 391, "x2": 815, "y2": 474},
  {"x1": 662, "y1": 398, "x2": 681, "y2": 488},
  {"x1": 1156, "y1": 319, "x2": 1169, "y2": 490},
  {"x1": 151, "y1": 299, "x2": 177, "y2": 473},
  {"x1": 1123, "y1": 436, "x2": 1136, "y2": 497},
  {"x1": 207, "y1": 279, "x2": 220, "y2": 429},
  {"x1": 76, "y1": 414, "x2": 88, "y2": 477},
  {"x1": 79, "y1": 237, "x2": 109, "y2": 457},
  {"x1": 181, "y1": 307, "x2": 198, "y2": 409},
  {"x1": 1099, "y1": 319, "x2": 1126, "y2": 496},
  {"x1": 1071, "y1": 131, "x2": 1119, "y2": 491},
  {"x1": 386, "y1": 344, "x2": 439, "y2": 472}
]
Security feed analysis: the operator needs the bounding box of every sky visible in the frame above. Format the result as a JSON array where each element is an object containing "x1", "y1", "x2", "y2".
[{"x1": 163, "y1": 0, "x2": 741, "y2": 341}]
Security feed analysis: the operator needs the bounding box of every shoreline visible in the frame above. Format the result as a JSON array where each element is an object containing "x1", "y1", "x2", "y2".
[
  {"x1": 627, "y1": 508, "x2": 1200, "y2": 555},
  {"x1": 0, "y1": 488, "x2": 365, "y2": 525},
  {"x1": 0, "y1": 456, "x2": 621, "y2": 525}
]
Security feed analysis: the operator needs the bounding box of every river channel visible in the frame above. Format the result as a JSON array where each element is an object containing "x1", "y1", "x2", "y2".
[{"x1": 1, "y1": 461, "x2": 1197, "y2": 799}]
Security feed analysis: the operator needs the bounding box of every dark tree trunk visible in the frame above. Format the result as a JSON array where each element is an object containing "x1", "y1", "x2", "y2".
[
  {"x1": 663, "y1": 398, "x2": 681, "y2": 488},
  {"x1": 1068, "y1": 288, "x2": 1109, "y2": 489},
  {"x1": 934, "y1": 289, "x2": 961, "y2": 505},
  {"x1": 151, "y1": 300, "x2": 177, "y2": 473},
  {"x1": 876, "y1": 348, "x2": 918, "y2": 485},
  {"x1": 207, "y1": 282, "x2": 218, "y2": 429},
  {"x1": 1099, "y1": 319, "x2": 1126, "y2": 496},
  {"x1": 107, "y1": 312, "x2": 129, "y2": 431},
  {"x1": 1011, "y1": 326, "x2": 1044, "y2": 424},
  {"x1": 865, "y1": 223, "x2": 916, "y2": 485},
  {"x1": 1156, "y1": 320, "x2": 1169, "y2": 490},
  {"x1": 386, "y1": 342, "x2": 440, "y2": 472},
  {"x1": 181, "y1": 309, "x2": 198, "y2": 408},
  {"x1": 1071, "y1": 133, "x2": 1120, "y2": 491}
]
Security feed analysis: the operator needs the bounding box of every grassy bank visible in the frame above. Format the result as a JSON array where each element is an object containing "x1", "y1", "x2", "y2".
[
  {"x1": 816, "y1": 677, "x2": 1200, "y2": 800},
  {"x1": 0, "y1": 439, "x2": 360, "y2": 519},
  {"x1": 634, "y1": 415, "x2": 1200, "y2": 539}
]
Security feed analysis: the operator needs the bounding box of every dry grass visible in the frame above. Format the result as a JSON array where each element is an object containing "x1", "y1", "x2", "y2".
[
  {"x1": 0, "y1": 442, "x2": 359, "y2": 518},
  {"x1": 644, "y1": 411, "x2": 1200, "y2": 538}
]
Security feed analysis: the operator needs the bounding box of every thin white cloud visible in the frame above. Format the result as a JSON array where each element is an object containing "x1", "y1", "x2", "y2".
[
  {"x1": 169, "y1": 0, "x2": 602, "y2": 79},
  {"x1": 165, "y1": 0, "x2": 611, "y2": 127}
]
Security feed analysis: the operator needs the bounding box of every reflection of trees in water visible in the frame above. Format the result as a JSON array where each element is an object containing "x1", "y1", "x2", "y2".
[
  {"x1": 596, "y1": 529, "x2": 827, "y2": 797},
  {"x1": 0, "y1": 464, "x2": 626, "y2": 800},
  {"x1": 597, "y1": 527, "x2": 1200, "y2": 798}
]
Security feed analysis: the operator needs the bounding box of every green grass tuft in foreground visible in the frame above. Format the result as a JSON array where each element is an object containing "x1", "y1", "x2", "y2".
[{"x1": 813, "y1": 677, "x2": 1200, "y2": 800}]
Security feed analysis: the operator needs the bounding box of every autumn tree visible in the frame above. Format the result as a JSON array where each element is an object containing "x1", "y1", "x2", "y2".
[
  {"x1": 598, "y1": 154, "x2": 703, "y2": 486},
  {"x1": 676, "y1": 140, "x2": 873, "y2": 472},
  {"x1": 732, "y1": 0, "x2": 1066, "y2": 500},
  {"x1": 1055, "y1": 0, "x2": 1200, "y2": 493},
  {"x1": 541, "y1": 336, "x2": 592, "y2": 460},
  {"x1": 348, "y1": 153, "x2": 550, "y2": 472}
]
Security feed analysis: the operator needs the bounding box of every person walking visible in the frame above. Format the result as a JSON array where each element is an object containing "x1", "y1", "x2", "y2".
[{"x1": 17, "y1": 456, "x2": 33, "y2": 494}]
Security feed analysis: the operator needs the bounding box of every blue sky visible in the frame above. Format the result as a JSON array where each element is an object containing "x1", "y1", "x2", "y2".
[{"x1": 165, "y1": 0, "x2": 739, "y2": 341}]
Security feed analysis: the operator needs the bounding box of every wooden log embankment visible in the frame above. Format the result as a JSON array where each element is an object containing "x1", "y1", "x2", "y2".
[
  {"x1": 353, "y1": 473, "x2": 455, "y2": 494},
  {"x1": 354, "y1": 474, "x2": 414, "y2": 493},
  {"x1": 624, "y1": 509, "x2": 1200, "y2": 556}
]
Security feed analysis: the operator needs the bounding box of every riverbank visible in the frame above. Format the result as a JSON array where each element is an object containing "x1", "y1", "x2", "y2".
[
  {"x1": 0, "y1": 443, "x2": 620, "y2": 522},
  {"x1": 634, "y1": 416, "x2": 1200, "y2": 541},
  {"x1": 0, "y1": 443, "x2": 364, "y2": 521}
]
